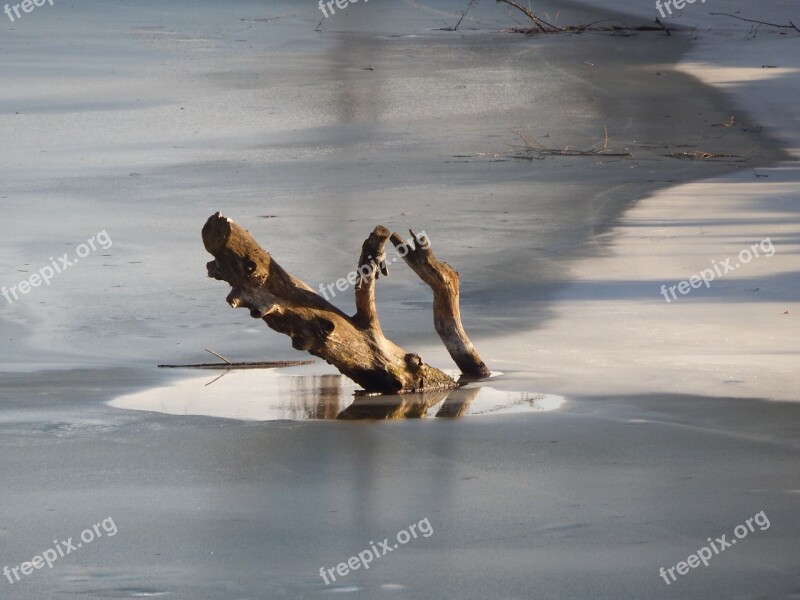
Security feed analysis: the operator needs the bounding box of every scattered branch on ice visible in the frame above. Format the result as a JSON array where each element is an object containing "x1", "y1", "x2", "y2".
[
  {"x1": 506, "y1": 126, "x2": 632, "y2": 160},
  {"x1": 709, "y1": 12, "x2": 800, "y2": 34},
  {"x1": 438, "y1": 0, "x2": 478, "y2": 31},
  {"x1": 495, "y1": 0, "x2": 673, "y2": 36}
]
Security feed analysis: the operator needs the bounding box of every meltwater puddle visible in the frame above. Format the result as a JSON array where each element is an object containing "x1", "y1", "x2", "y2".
[{"x1": 108, "y1": 370, "x2": 564, "y2": 421}]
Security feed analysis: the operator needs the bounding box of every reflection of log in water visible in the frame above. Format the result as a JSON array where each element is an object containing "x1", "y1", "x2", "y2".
[
  {"x1": 304, "y1": 374, "x2": 344, "y2": 420},
  {"x1": 434, "y1": 386, "x2": 481, "y2": 418},
  {"x1": 336, "y1": 386, "x2": 480, "y2": 420}
]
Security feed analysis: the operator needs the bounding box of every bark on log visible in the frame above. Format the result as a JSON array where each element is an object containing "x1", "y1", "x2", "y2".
[{"x1": 202, "y1": 212, "x2": 489, "y2": 394}]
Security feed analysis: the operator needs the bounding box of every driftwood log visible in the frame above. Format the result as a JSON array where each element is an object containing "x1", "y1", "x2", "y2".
[{"x1": 202, "y1": 212, "x2": 490, "y2": 394}]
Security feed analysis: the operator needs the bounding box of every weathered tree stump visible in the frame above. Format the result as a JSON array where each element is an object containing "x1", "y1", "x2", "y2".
[{"x1": 202, "y1": 212, "x2": 489, "y2": 394}]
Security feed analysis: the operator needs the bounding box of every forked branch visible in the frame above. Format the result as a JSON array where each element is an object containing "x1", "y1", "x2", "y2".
[{"x1": 202, "y1": 213, "x2": 490, "y2": 394}]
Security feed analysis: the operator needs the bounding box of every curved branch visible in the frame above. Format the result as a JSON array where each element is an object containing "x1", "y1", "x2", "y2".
[
  {"x1": 353, "y1": 225, "x2": 390, "y2": 331},
  {"x1": 495, "y1": 0, "x2": 562, "y2": 33},
  {"x1": 390, "y1": 230, "x2": 491, "y2": 378}
]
